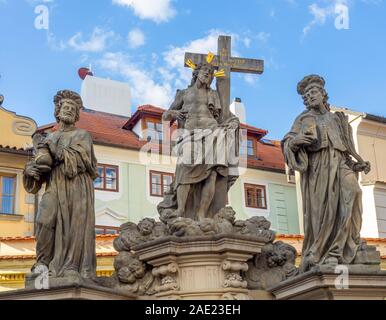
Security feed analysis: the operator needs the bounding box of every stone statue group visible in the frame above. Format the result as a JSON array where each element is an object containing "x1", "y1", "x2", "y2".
[{"x1": 23, "y1": 52, "x2": 380, "y2": 294}]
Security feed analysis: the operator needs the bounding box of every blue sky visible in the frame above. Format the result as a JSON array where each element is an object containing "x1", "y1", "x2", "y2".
[{"x1": 0, "y1": 0, "x2": 385, "y2": 140}]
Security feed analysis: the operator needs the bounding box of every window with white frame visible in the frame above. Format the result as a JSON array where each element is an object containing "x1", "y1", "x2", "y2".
[
  {"x1": 244, "y1": 183, "x2": 267, "y2": 209},
  {"x1": 94, "y1": 164, "x2": 119, "y2": 192},
  {"x1": 0, "y1": 173, "x2": 16, "y2": 214}
]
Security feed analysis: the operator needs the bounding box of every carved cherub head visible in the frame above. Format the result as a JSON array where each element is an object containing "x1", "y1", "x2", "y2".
[
  {"x1": 114, "y1": 252, "x2": 146, "y2": 284},
  {"x1": 54, "y1": 90, "x2": 83, "y2": 124},
  {"x1": 138, "y1": 218, "x2": 156, "y2": 236},
  {"x1": 215, "y1": 207, "x2": 236, "y2": 224},
  {"x1": 263, "y1": 241, "x2": 297, "y2": 268},
  {"x1": 159, "y1": 208, "x2": 179, "y2": 225},
  {"x1": 199, "y1": 218, "x2": 216, "y2": 235},
  {"x1": 168, "y1": 217, "x2": 203, "y2": 237},
  {"x1": 247, "y1": 216, "x2": 271, "y2": 230}
]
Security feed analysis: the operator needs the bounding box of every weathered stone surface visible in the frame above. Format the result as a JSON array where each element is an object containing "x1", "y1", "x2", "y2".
[
  {"x1": 23, "y1": 90, "x2": 98, "y2": 288},
  {"x1": 244, "y1": 241, "x2": 298, "y2": 290},
  {"x1": 270, "y1": 270, "x2": 386, "y2": 300},
  {"x1": 157, "y1": 56, "x2": 241, "y2": 221},
  {"x1": 184, "y1": 35, "x2": 264, "y2": 120},
  {"x1": 133, "y1": 235, "x2": 267, "y2": 300},
  {"x1": 282, "y1": 75, "x2": 379, "y2": 273},
  {"x1": 95, "y1": 252, "x2": 158, "y2": 296},
  {"x1": 0, "y1": 284, "x2": 136, "y2": 300}
]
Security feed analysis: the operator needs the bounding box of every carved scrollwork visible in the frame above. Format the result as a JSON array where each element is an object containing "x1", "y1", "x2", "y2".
[{"x1": 13, "y1": 120, "x2": 36, "y2": 136}]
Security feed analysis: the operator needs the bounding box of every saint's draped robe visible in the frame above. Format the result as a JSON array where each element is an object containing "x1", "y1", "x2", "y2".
[
  {"x1": 282, "y1": 110, "x2": 363, "y2": 272},
  {"x1": 158, "y1": 88, "x2": 240, "y2": 220},
  {"x1": 24, "y1": 128, "x2": 98, "y2": 278}
]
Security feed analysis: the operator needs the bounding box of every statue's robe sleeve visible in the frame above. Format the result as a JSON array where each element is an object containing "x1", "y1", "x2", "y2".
[{"x1": 281, "y1": 111, "x2": 309, "y2": 173}]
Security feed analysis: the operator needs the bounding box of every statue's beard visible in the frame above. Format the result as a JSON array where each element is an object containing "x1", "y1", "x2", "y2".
[{"x1": 59, "y1": 114, "x2": 76, "y2": 125}]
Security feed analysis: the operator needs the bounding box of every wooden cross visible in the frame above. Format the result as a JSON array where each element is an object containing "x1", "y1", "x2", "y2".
[{"x1": 184, "y1": 35, "x2": 264, "y2": 121}]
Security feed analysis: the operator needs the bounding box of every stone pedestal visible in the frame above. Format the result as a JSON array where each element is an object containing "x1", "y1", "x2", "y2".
[
  {"x1": 270, "y1": 270, "x2": 386, "y2": 300},
  {"x1": 0, "y1": 284, "x2": 136, "y2": 300},
  {"x1": 134, "y1": 235, "x2": 267, "y2": 300}
]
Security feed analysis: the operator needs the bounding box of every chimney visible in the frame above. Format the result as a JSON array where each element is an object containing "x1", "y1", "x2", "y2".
[
  {"x1": 230, "y1": 97, "x2": 246, "y2": 124},
  {"x1": 80, "y1": 74, "x2": 132, "y2": 117}
]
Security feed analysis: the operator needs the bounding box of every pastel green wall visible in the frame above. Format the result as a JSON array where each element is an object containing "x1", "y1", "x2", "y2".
[
  {"x1": 95, "y1": 163, "x2": 159, "y2": 224},
  {"x1": 127, "y1": 163, "x2": 157, "y2": 222},
  {"x1": 268, "y1": 184, "x2": 299, "y2": 234},
  {"x1": 228, "y1": 179, "x2": 299, "y2": 234},
  {"x1": 95, "y1": 163, "x2": 130, "y2": 215},
  {"x1": 228, "y1": 178, "x2": 248, "y2": 220}
]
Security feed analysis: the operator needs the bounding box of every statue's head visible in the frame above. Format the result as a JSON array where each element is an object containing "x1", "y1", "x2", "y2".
[
  {"x1": 215, "y1": 207, "x2": 236, "y2": 224},
  {"x1": 264, "y1": 241, "x2": 297, "y2": 268},
  {"x1": 297, "y1": 75, "x2": 329, "y2": 111},
  {"x1": 114, "y1": 252, "x2": 146, "y2": 284},
  {"x1": 247, "y1": 216, "x2": 271, "y2": 230},
  {"x1": 191, "y1": 63, "x2": 215, "y2": 88},
  {"x1": 138, "y1": 218, "x2": 156, "y2": 236},
  {"x1": 54, "y1": 90, "x2": 83, "y2": 124}
]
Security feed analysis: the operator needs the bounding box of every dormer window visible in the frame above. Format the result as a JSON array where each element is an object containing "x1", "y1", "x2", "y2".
[
  {"x1": 247, "y1": 139, "x2": 255, "y2": 156},
  {"x1": 144, "y1": 118, "x2": 163, "y2": 141}
]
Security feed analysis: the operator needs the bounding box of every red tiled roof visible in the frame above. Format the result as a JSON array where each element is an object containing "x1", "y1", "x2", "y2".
[
  {"x1": 37, "y1": 105, "x2": 284, "y2": 172},
  {"x1": 241, "y1": 123, "x2": 267, "y2": 136},
  {"x1": 123, "y1": 104, "x2": 166, "y2": 130},
  {"x1": 137, "y1": 104, "x2": 165, "y2": 114},
  {"x1": 40, "y1": 109, "x2": 147, "y2": 151},
  {"x1": 248, "y1": 140, "x2": 286, "y2": 172}
]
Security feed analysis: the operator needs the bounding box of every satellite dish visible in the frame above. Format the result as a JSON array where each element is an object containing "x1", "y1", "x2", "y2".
[{"x1": 78, "y1": 67, "x2": 93, "y2": 80}]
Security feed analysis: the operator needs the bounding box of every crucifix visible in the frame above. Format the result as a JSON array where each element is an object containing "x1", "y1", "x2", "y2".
[{"x1": 184, "y1": 35, "x2": 264, "y2": 121}]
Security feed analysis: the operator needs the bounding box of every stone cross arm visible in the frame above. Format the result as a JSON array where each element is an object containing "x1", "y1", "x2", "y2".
[{"x1": 184, "y1": 52, "x2": 264, "y2": 75}]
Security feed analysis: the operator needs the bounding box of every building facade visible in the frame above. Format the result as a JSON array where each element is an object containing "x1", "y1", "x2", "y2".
[
  {"x1": 334, "y1": 108, "x2": 386, "y2": 238},
  {"x1": 0, "y1": 98, "x2": 37, "y2": 237},
  {"x1": 37, "y1": 104, "x2": 300, "y2": 235}
]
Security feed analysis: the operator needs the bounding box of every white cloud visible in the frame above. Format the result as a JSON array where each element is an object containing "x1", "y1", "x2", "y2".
[
  {"x1": 112, "y1": 0, "x2": 176, "y2": 23},
  {"x1": 243, "y1": 37, "x2": 251, "y2": 48},
  {"x1": 128, "y1": 28, "x2": 145, "y2": 49},
  {"x1": 243, "y1": 74, "x2": 259, "y2": 86},
  {"x1": 98, "y1": 52, "x2": 173, "y2": 107},
  {"x1": 163, "y1": 29, "x2": 241, "y2": 88},
  {"x1": 96, "y1": 30, "x2": 266, "y2": 107},
  {"x1": 302, "y1": 0, "x2": 359, "y2": 36},
  {"x1": 68, "y1": 27, "x2": 115, "y2": 52},
  {"x1": 256, "y1": 32, "x2": 271, "y2": 43}
]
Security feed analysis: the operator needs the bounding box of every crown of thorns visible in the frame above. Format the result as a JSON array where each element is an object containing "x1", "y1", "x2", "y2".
[{"x1": 186, "y1": 52, "x2": 225, "y2": 78}]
